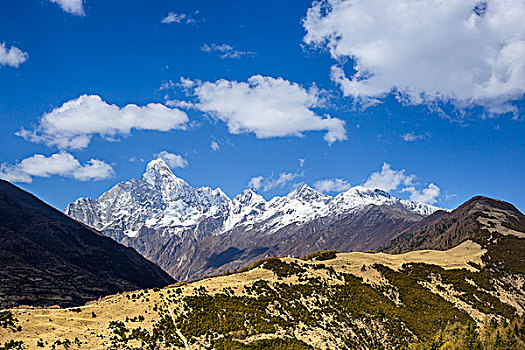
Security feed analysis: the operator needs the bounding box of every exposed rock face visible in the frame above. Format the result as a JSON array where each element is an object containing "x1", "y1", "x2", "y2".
[
  {"x1": 66, "y1": 158, "x2": 441, "y2": 280},
  {"x1": 0, "y1": 180, "x2": 175, "y2": 308}
]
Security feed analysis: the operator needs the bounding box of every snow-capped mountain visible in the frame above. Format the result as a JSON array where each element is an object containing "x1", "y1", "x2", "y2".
[
  {"x1": 66, "y1": 158, "x2": 231, "y2": 240},
  {"x1": 66, "y1": 158, "x2": 442, "y2": 280}
]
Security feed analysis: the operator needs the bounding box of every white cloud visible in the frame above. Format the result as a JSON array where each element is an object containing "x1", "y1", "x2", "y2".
[
  {"x1": 161, "y1": 11, "x2": 200, "y2": 24},
  {"x1": 17, "y1": 95, "x2": 188, "y2": 149},
  {"x1": 363, "y1": 163, "x2": 440, "y2": 204},
  {"x1": 201, "y1": 43, "x2": 256, "y2": 59},
  {"x1": 154, "y1": 151, "x2": 188, "y2": 168},
  {"x1": 210, "y1": 141, "x2": 220, "y2": 151},
  {"x1": 183, "y1": 75, "x2": 346, "y2": 144},
  {"x1": 314, "y1": 178, "x2": 351, "y2": 193},
  {"x1": 161, "y1": 12, "x2": 188, "y2": 24},
  {"x1": 403, "y1": 183, "x2": 441, "y2": 205},
  {"x1": 304, "y1": 0, "x2": 525, "y2": 114},
  {"x1": 249, "y1": 172, "x2": 301, "y2": 192},
  {"x1": 248, "y1": 176, "x2": 264, "y2": 190},
  {"x1": 363, "y1": 163, "x2": 414, "y2": 192},
  {"x1": 401, "y1": 132, "x2": 427, "y2": 142},
  {"x1": 0, "y1": 43, "x2": 28, "y2": 68},
  {"x1": 0, "y1": 152, "x2": 114, "y2": 183},
  {"x1": 299, "y1": 159, "x2": 305, "y2": 167},
  {"x1": 48, "y1": 0, "x2": 85, "y2": 16}
]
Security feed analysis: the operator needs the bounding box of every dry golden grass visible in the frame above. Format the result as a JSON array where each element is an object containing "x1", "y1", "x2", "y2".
[{"x1": 0, "y1": 241, "x2": 486, "y2": 349}]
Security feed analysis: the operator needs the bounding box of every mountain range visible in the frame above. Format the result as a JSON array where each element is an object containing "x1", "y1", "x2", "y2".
[
  {"x1": 66, "y1": 158, "x2": 441, "y2": 280},
  {"x1": 2, "y1": 193, "x2": 524, "y2": 349},
  {"x1": 1, "y1": 165, "x2": 525, "y2": 349}
]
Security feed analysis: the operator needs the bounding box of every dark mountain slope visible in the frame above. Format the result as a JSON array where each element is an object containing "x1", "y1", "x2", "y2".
[
  {"x1": 381, "y1": 196, "x2": 525, "y2": 275},
  {"x1": 0, "y1": 180, "x2": 175, "y2": 308}
]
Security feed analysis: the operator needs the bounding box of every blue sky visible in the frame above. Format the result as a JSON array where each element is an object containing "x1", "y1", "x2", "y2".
[{"x1": 0, "y1": 0, "x2": 524, "y2": 211}]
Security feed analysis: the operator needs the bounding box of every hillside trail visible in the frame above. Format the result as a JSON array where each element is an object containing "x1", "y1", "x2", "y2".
[{"x1": 163, "y1": 298, "x2": 190, "y2": 350}]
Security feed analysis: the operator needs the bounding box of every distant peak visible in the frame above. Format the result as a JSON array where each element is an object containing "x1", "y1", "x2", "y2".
[
  {"x1": 235, "y1": 188, "x2": 265, "y2": 203},
  {"x1": 297, "y1": 184, "x2": 316, "y2": 193},
  {"x1": 345, "y1": 185, "x2": 391, "y2": 198},
  {"x1": 288, "y1": 184, "x2": 329, "y2": 200}
]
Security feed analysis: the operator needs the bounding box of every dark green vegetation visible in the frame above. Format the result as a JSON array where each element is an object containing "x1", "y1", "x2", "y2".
[
  {"x1": 0, "y1": 180, "x2": 174, "y2": 308},
  {"x1": 373, "y1": 265, "x2": 472, "y2": 338},
  {"x1": 213, "y1": 337, "x2": 313, "y2": 349},
  {"x1": 300, "y1": 250, "x2": 339, "y2": 261},
  {"x1": 0, "y1": 340, "x2": 24, "y2": 350},
  {"x1": 108, "y1": 316, "x2": 184, "y2": 350},
  {"x1": 0, "y1": 312, "x2": 20, "y2": 333},
  {"x1": 254, "y1": 258, "x2": 305, "y2": 277},
  {"x1": 0, "y1": 312, "x2": 23, "y2": 350},
  {"x1": 401, "y1": 263, "x2": 517, "y2": 319},
  {"x1": 105, "y1": 252, "x2": 523, "y2": 349},
  {"x1": 415, "y1": 315, "x2": 525, "y2": 349}
]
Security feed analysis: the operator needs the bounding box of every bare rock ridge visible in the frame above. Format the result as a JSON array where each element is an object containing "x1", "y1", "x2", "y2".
[
  {"x1": 0, "y1": 180, "x2": 175, "y2": 308},
  {"x1": 66, "y1": 158, "x2": 441, "y2": 280}
]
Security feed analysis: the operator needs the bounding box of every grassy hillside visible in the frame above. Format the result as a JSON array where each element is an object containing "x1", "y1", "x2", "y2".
[{"x1": 1, "y1": 241, "x2": 524, "y2": 349}]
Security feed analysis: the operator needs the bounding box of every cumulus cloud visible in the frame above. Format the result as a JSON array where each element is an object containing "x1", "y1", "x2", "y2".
[
  {"x1": 0, "y1": 152, "x2": 114, "y2": 183},
  {"x1": 0, "y1": 43, "x2": 28, "y2": 68},
  {"x1": 179, "y1": 75, "x2": 346, "y2": 144},
  {"x1": 313, "y1": 178, "x2": 352, "y2": 193},
  {"x1": 249, "y1": 172, "x2": 302, "y2": 192},
  {"x1": 201, "y1": 43, "x2": 256, "y2": 59},
  {"x1": 48, "y1": 0, "x2": 85, "y2": 16},
  {"x1": 17, "y1": 95, "x2": 189, "y2": 149},
  {"x1": 154, "y1": 151, "x2": 188, "y2": 168},
  {"x1": 303, "y1": 0, "x2": 525, "y2": 114},
  {"x1": 210, "y1": 141, "x2": 220, "y2": 151},
  {"x1": 363, "y1": 163, "x2": 440, "y2": 204},
  {"x1": 364, "y1": 163, "x2": 414, "y2": 192},
  {"x1": 403, "y1": 183, "x2": 441, "y2": 205}
]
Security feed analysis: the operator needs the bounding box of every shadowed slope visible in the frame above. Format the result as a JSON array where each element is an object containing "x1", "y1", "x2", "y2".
[{"x1": 0, "y1": 180, "x2": 175, "y2": 308}]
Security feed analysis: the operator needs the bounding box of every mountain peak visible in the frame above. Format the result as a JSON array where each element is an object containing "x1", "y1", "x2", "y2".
[
  {"x1": 461, "y1": 195, "x2": 521, "y2": 213},
  {"x1": 345, "y1": 185, "x2": 391, "y2": 198},
  {"x1": 234, "y1": 188, "x2": 266, "y2": 205},
  {"x1": 141, "y1": 158, "x2": 191, "y2": 191},
  {"x1": 288, "y1": 184, "x2": 330, "y2": 202},
  {"x1": 146, "y1": 158, "x2": 172, "y2": 174}
]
